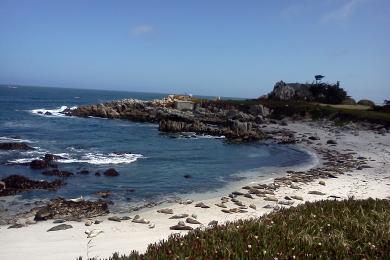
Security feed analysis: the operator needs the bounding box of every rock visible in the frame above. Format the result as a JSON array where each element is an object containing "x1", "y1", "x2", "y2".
[
  {"x1": 263, "y1": 204, "x2": 273, "y2": 209},
  {"x1": 215, "y1": 203, "x2": 227, "y2": 208},
  {"x1": 183, "y1": 174, "x2": 192, "y2": 179},
  {"x1": 278, "y1": 200, "x2": 294, "y2": 206},
  {"x1": 148, "y1": 223, "x2": 155, "y2": 229},
  {"x1": 170, "y1": 221, "x2": 193, "y2": 230},
  {"x1": 77, "y1": 170, "x2": 90, "y2": 175},
  {"x1": 85, "y1": 220, "x2": 93, "y2": 226},
  {"x1": 26, "y1": 219, "x2": 36, "y2": 225},
  {"x1": 0, "y1": 142, "x2": 33, "y2": 150},
  {"x1": 108, "y1": 216, "x2": 121, "y2": 222},
  {"x1": 195, "y1": 202, "x2": 210, "y2": 208},
  {"x1": 264, "y1": 196, "x2": 278, "y2": 202},
  {"x1": 191, "y1": 213, "x2": 197, "y2": 219},
  {"x1": 308, "y1": 191, "x2": 326, "y2": 196},
  {"x1": 326, "y1": 140, "x2": 337, "y2": 145},
  {"x1": 95, "y1": 191, "x2": 111, "y2": 198},
  {"x1": 357, "y1": 99, "x2": 375, "y2": 107},
  {"x1": 290, "y1": 184, "x2": 301, "y2": 189},
  {"x1": 290, "y1": 195, "x2": 303, "y2": 201},
  {"x1": 42, "y1": 169, "x2": 73, "y2": 177},
  {"x1": 232, "y1": 191, "x2": 245, "y2": 196},
  {"x1": 208, "y1": 220, "x2": 218, "y2": 227},
  {"x1": 47, "y1": 224, "x2": 73, "y2": 232},
  {"x1": 94, "y1": 220, "x2": 103, "y2": 224},
  {"x1": 157, "y1": 208, "x2": 174, "y2": 214},
  {"x1": 169, "y1": 214, "x2": 189, "y2": 219},
  {"x1": 43, "y1": 153, "x2": 66, "y2": 162},
  {"x1": 34, "y1": 198, "x2": 109, "y2": 221},
  {"x1": 53, "y1": 219, "x2": 66, "y2": 224},
  {"x1": 0, "y1": 175, "x2": 64, "y2": 197},
  {"x1": 244, "y1": 194, "x2": 254, "y2": 199},
  {"x1": 186, "y1": 217, "x2": 201, "y2": 225},
  {"x1": 120, "y1": 216, "x2": 131, "y2": 221},
  {"x1": 308, "y1": 136, "x2": 320, "y2": 141},
  {"x1": 95, "y1": 172, "x2": 101, "y2": 176},
  {"x1": 249, "y1": 204, "x2": 256, "y2": 210},
  {"x1": 8, "y1": 224, "x2": 25, "y2": 229},
  {"x1": 319, "y1": 180, "x2": 326, "y2": 186},
  {"x1": 30, "y1": 159, "x2": 49, "y2": 169},
  {"x1": 103, "y1": 168, "x2": 119, "y2": 177}
]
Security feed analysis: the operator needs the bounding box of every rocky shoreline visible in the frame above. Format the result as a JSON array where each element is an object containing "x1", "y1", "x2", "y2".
[{"x1": 66, "y1": 96, "x2": 270, "y2": 141}]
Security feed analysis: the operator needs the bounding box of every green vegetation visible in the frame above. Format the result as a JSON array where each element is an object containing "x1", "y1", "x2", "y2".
[{"x1": 90, "y1": 198, "x2": 390, "y2": 259}]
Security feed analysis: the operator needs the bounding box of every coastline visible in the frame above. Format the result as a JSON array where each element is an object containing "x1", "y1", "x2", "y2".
[{"x1": 0, "y1": 120, "x2": 388, "y2": 259}]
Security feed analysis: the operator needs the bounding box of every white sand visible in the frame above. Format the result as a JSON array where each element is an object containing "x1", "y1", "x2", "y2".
[{"x1": 0, "y1": 121, "x2": 389, "y2": 260}]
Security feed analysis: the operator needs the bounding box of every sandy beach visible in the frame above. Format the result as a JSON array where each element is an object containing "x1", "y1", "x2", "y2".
[{"x1": 0, "y1": 121, "x2": 389, "y2": 260}]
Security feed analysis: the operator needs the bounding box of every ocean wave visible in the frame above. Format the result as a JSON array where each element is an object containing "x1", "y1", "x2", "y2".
[
  {"x1": 58, "y1": 152, "x2": 144, "y2": 165},
  {"x1": 31, "y1": 105, "x2": 77, "y2": 117},
  {"x1": 7, "y1": 152, "x2": 144, "y2": 165},
  {"x1": 0, "y1": 136, "x2": 33, "y2": 143}
]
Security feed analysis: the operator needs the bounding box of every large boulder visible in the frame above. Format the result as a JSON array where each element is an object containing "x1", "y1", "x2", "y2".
[
  {"x1": 30, "y1": 159, "x2": 49, "y2": 169},
  {"x1": 342, "y1": 97, "x2": 356, "y2": 105},
  {"x1": 104, "y1": 168, "x2": 119, "y2": 177}
]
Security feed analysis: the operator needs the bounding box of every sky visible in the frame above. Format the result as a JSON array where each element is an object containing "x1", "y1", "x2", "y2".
[{"x1": 0, "y1": 0, "x2": 389, "y2": 101}]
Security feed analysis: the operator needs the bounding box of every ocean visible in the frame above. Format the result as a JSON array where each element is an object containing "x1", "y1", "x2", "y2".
[{"x1": 0, "y1": 85, "x2": 313, "y2": 214}]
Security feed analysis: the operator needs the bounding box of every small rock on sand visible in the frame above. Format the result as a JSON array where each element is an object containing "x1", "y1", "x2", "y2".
[
  {"x1": 186, "y1": 217, "x2": 201, "y2": 224},
  {"x1": 264, "y1": 196, "x2": 278, "y2": 202},
  {"x1": 157, "y1": 208, "x2": 174, "y2": 214},
  {"x1": 108, "y1": 216, "x2": 121, "y2": 222},
  {"x1": 319, "y1": 180, "x2": 326, "y2": 185},
  {"x1": 291, "y1": 195, "x2": 303, "y2": 201},
  {"x1": 249, "y1": 204, "x2": 256, "y2": 210},
  {"x1": 208, "y1": 220, "x2": 218, "y2": 226},
  {"x1": 47, "y1": 224, "x2": 73, "y2": 232},
  {"x1": 308, "y1": 191, "x2": 326, "y2": 195},
  {"x1": 85, "y1": 220, "x2": 93, "y2": 226},
  {"x1": 8, "y1": 224, "x2": 24, "y2": 229},
  {"x1": 169, "y1": 214, "x2": 189, "y2": 219}
]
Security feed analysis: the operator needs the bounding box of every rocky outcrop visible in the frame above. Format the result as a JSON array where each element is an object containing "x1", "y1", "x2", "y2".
[
  {"x1": 67, "y1": 97, "x2": 268, "y2": 141},
  {"x1": 34, "y1": 198, "x2": 109, "y2": 221},
  {"x1": 268, "y1": 81, "x2": 312, "y2": 101},
  {"x1": 0, "y1": 175, "x2": 64, "y2": 197},
  {"x1": 0, "y1": 142, "x2": 33, "y2": 150}
]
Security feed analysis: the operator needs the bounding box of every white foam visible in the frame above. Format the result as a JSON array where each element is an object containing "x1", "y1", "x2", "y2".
[
  {"x1": 7, "y1": 152, "x2": 144, "y2": 165},
  {"x1": 58, "y1": 152, "x2": 144, "y2": 165},
  {"x1": 30, "y1": 105, "x2": 77, "y2": 117},
  {"x1": 0, "y1": 137, "x2": 33, "y2": 143}
]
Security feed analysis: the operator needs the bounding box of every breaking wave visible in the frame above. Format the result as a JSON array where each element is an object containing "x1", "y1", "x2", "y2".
[{"x1": 31, "y1": 105, "x2": 77, "y2": 117}]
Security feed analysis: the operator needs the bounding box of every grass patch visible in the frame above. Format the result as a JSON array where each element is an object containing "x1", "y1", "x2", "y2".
[{"x1": 92, "y1": 198, "x2": 390, "y2": 259}]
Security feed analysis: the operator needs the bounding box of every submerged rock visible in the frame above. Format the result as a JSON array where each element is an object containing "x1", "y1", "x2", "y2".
[
  {"x1": 0, "y1": 142, "x2": 33, "y2": 150},
  {"x1": 0, "y1": 175, "x2": 64, "y2": 197},
  {"x1": 42, "y1": 169, "x2": 73, "y2": 177},
  {"x1": 104, "y1": 168, "x2": 119, "y2": 177}
]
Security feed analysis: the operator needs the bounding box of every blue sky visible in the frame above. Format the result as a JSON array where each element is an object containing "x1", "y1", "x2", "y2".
[{"x1": 0, "y1": 0, "x2": 389, "y2": 101}]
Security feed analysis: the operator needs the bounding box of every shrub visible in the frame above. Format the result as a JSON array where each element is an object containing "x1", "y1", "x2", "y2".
[
  {"x1": 92, "y1": 198, "x2": 390, "y2": 260},
  {"x1": 358, "y1": 99, "x2": 375, "y2": 107}
]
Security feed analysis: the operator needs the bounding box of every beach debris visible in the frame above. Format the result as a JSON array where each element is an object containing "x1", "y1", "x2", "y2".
[
  {"x1": 148, "y1": 223, "x2": 155, "y2": 229},
  {"x1": 170, "y1": 221, "x2": 193, "y2": 230},
  {"x1": 157, "y1": 208, "x2": 174, "y2": 214},
  {"x1": 132, "y1": 215, "x2": 150, "y2": 224},
  {"x1": 249, "y1": 204, "x2": 256, "y2": 210},
  {"x1": 308, "y1": 191, "x2": 326, "y2": 196},
  {"x1": 108, "y1": 216, "x2": 121, "y2": 222},
  {"x1": 291, "y1": 195, "x2": 303, "y2": 201},
  {"x1": 264, "y1": 196, "x2": 278, "y2": 202},
  {"x1": 85, "y1": 229, "x2": 103, "y2": 238},
  {"x1": 319, "y1": 180, "x2": 326, "y2": 185},
  {"x1": 47, "y1": 224, "x2": 73, "y2": 232},
  {"x1": 169, "y1": 214, "x2": 189, "y2": 219},
  {"x1": 208, "y1": 220, "x2": 218, "y2": 227},
  {"x1": 195, "y1": 202, "x2": 210, "y2": 208},
  {"x1": 186, "y1": 217, "x2": 201, "y2": 225}
]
